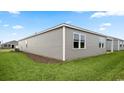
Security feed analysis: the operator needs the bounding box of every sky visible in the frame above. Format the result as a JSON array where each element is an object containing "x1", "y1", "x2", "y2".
[{"x1": 0, "y1": 11, "x2": 124, "y2": 43}]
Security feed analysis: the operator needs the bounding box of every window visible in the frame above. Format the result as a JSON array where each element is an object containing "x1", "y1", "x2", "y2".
[
  {"x1": 4, "y1": 44, "x2": 7, "y2": 47},
  {"x1": 99, "y1": 43, "x2": 101, "y2": 48},
  {"x1": 120, "y1": 41, "x2": 122, "y2": 47},
  {"x1": 99, "y1": 38, "x2": 105, "y2": 48},
  {"x1": 8, "y1": 44, "x2": 11, "y2": 47},
  {"x1": 73, "y1": 33, "x2": 86, "y2": 49},
  {"x1": 121, "y1": 41, "x2": 124, "y2": 47},
  {"x1": 73, "y1": 34, "x2": 79, "y2": 48},
  {"x1": 99, "y1": 42, "x2": 104, "y2": 48},
  {"x1": 80, "y1": 35, "x2": 85, "y2": 48},
  {"x1": 102, "y1": 43, "x2": 104, "y2": 48}
]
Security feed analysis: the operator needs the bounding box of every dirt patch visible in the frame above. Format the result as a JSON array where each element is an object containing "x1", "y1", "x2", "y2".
[{"x1": 25, "y1": 52, "x2": 63, "y2": 64}]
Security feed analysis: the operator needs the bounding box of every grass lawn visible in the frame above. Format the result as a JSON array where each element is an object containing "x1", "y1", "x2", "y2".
[{"x1": 0, "y1": 49, "x2": 124, "y2": 81}]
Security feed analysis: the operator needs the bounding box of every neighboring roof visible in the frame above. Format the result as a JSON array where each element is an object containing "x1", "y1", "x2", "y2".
[
  {"x1": 19, "y1": 23, "x2": 65, "y2": 41},
  {"x1": 107, "y1": 36, "x2": 124, "y2": 41},
  {"x1": 3, "y1": 40, "x2": 18, "y2": 45},
  {"x1": 18, "y1": 23, "x2": 124, "y2": 41}
]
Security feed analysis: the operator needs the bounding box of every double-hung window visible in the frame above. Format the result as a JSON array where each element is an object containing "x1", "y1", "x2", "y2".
[
  {"x1": 120, "y1": 41, "x2": 123, "y2": 47},
  {"x1": 73, "y1": 33, "x2": 79, "y2": 48},
  {"x1": 73, "y1": 33, "x2": 86, "y2": 49},
  {"x1": 80, "y1": 35, "x2": 85, "y2": 48},
  {"x1": 99, "y1": 38, "x2": 105, "y2": 48}
]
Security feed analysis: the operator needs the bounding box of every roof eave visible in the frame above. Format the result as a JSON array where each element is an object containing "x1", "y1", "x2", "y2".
[{"x1": 18, "y1": 23, "x2": 124, "y2": 41}]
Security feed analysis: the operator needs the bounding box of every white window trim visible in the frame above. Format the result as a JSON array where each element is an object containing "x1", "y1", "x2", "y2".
[{"x1": 73, "y1": 32, "x2": 86, "y2": 49}]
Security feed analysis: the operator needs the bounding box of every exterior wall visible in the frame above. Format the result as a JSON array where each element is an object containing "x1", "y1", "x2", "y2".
[
  {"x1": 106, "y1": 40, "x2": 112, "y2": 51},
  {"x1": 113, "y1": 39, "x2": 119, "y2": 51},
  {"x1": 65, "y1": 27, "x2": 106, "y2": 60},
  {"x1": 18, "y1": 27, "x2": 63, "y2": 60},
  {"x1": 106, "y1": 39, "x2": 124, "y2": 51}
]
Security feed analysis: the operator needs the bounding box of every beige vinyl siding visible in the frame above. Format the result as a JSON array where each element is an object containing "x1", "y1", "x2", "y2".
[
  {"x1": 113, "y1": 39, "x2": 119, "y2": 51},
  {"x1": 106, "y1": 40, "x2": 112, "y2": 51},
  {"x1": 65, "y1": 27, "x2": 106, "y2": 60},
  {"x1": 18, "y1": 27, "x2": 63, "y2": 60}
]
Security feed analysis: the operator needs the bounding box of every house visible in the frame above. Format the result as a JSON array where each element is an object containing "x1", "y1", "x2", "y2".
[
  {"x1": 0, "y1": 41, "x2": 1, "y2": 48},
  {"x1": 1, "y1": 40, "x2": 18, "y2": 49},
  {"x1": 106, "y1": 36, "x2": 124, "y2": 52},
  {"x1": 18, "y1": 23, "x2": 124, "y2": 61}
]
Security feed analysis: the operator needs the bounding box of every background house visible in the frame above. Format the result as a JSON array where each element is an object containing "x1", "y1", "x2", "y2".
[
  {"x1": 1, "y1": 40, "x2": 18, "y2": 49},
  {"x1": 106, "y1": 36, "x2": 124, "y2": 52},
  {"x1": 0, "y1": 41, "x2": 1, "y2": 48}
]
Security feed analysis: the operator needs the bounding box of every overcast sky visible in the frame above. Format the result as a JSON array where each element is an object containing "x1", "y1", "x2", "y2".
[{"x1": 0, "y1": 11, "x2": 124, "y2": 43}]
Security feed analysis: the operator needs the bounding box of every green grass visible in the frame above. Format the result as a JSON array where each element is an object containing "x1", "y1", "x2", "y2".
[
  {"x1": 0, "y1": 49, "x2": 124, "y2": 81},
  {"x1": 0, "y1": 48, "x2": 14, "y2": 52}
]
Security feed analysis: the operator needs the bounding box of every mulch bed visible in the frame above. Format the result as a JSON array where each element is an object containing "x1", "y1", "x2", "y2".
[{"x1": 25, "y1": 52, "x2": 63, "y2": 64}]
